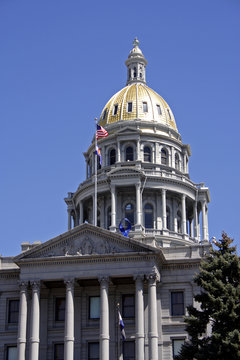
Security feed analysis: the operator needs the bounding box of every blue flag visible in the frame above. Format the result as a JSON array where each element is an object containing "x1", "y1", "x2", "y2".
[
  {"x1": 118, "y1": 310, "x2": 126, "y2": 341},
  {"x1": 119, "y1": 218, "x2": 131, "y2": 237}
]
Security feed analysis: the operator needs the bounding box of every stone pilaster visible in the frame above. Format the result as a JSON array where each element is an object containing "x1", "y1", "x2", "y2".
[
  {"x1": 17, "y1": 282, "x2": 28, "y2": 360},
  {"x1": 29, "y1": 281, "x2": 40, "y2": 360},
  {"x1": 135, "y1": 181, "x2": 142, "y2": 231},
  {"x1": 181, "y1": 194, "x2": 187, "y2": 235},
  {"x1": 64, "y1": 279, "x2": 75, "y2": 360}
]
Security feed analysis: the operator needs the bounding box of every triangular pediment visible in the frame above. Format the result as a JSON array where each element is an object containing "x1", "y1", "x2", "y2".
[{"x1": 15, "y1": 223, "x2": 156, "y2": 261}]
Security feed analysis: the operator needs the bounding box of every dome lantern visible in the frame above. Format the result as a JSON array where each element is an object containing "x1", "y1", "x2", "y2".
[{"x1": 125, "y1": 38, "x2": 148, "y2": 85}]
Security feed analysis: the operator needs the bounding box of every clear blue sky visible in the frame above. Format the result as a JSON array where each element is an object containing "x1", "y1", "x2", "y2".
[{"x1": 1, "y1": 0, "x2": 239, "y2": 256}]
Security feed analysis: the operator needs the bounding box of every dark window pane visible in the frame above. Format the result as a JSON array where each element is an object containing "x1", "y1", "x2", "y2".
[
  {"x1": 88, "y1": 342, "x2": 99, "y2": 360},
  {"x1": 127, "y1": 102, "x2": 133, "y2": 112},
  {"x1": 89, "y1": 296, "x2": 100, "y2": 319},
  {"x1": 7, "y1": 346, "x2": 17, "y2": 360},
  {"x1": 8, "y1": 300, "x2": 19, "y2": 324},
  {"x1": 171, "y1": 292, "x2": 184, "y2": 316},
  {"x1": 109, "y1": 149, "x2": 116, "y2": 165},
  {"x1": 156, "y1": 104, "x2": 162, "y2": 115},
  {"x1": 122, "y1": 295, "x2": 135, "y2": 318},
  {"x1": 133, "y1": 67, "x2": 137, "y2": 78},
  {"x1": 54, "y1": 344, "x2": 64, "y2": 360},
  {"x1": 55, "y1": 298, "x2": 65, "y2": 321},
  {"x1": 144, "y1": 146, "x2": 151, "y2": 162},
  {"x1": 143, "y1": 102, "x2": 148, "y2": 112},
  {"x1": 126, "y1": 146, "x2": 134, "y2": 161},
  {"x1": 167, "y1": 108, "x2": 172, "y2": 120},
  {"x1": 161, "y1": 149, "x2": 167, "y2": 165},
  {"x1": 102, "y1": 108, "x2": 107, "y2": 120},
  {"x1": 125, "y1": 203, "x2": 134, "y2": 225},
  {"x1": 144, "y1": 203, "x2": 153, "y2": 229},
  {"x1": 172, "y1": 339, "x2": 185, "y2": 357},
  {"x1": 113, "y1": 104, "x2": 118, "y2": 115},
  {"x1": 123, "y1": 341, "x2": 135, "y2": 360}
]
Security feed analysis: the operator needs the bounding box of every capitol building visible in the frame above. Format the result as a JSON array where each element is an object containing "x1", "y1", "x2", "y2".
[{"x1": 0, "y1": 39, "x2": 210, "y2": 360}]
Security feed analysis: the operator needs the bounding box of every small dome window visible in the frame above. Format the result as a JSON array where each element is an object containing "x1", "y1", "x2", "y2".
[
  {"x1": 128, "y1": 69, "x2": 131, "y2": 80},
  {"x1": 126, "y1": 146, "x2": 134, "y2": 161},
  {"x1": 143, "y1": 102, "x2": 148, "y2": 113},
  {"x1": 125, "y1": 203, "x2": 134, "y2": 225},
  {"x1": 109, "y1": 148, "x2": 116, "y2": 165},
  {"x1": 144, "y1": 146, "x2": 151, "y2": 162},
  {"x1": 156, "y1": 104, "x2": 162, "y2": 115},
  {"x1": 144, "y1": 203, "x2": 153, "y2": 229},
  {"x1": 102, "y1": 108, "x2": 107, "y2": 120},
  {"x1": 167, "y1": 108, "x2": 172, "y2": 120},
  {"x1": 161, "y1": 148, "x2": 168, "y2": 165},
  {"x1": 127, "y1": 102, "x2": 133, "y2": 113},
  {"x1": 113, "y1": 104, "x2": 118, "y2": 116},
  {"x1": 134, "y1": 67, "x2": 137, "y2": 78},
  {"x1": 175, "y1": 153, "x2": 180, "y2": 170}
]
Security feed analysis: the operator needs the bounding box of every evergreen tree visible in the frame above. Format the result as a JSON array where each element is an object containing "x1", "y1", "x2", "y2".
[{"x1": 175, "y1": 232, "x2": 240, "y2": 360}]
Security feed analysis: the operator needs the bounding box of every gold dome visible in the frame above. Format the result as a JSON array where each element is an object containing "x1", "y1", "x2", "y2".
[{"x1": 99, "y1": 83, "x2": 177, "y2": 132}]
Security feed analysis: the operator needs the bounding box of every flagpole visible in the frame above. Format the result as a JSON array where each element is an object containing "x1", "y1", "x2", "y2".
[{"x1": 94, "y1": 117, "x2": 98, "y2": 227}]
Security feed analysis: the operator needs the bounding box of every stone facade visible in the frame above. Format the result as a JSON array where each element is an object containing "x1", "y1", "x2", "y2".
[{"x1": 0, "y1": 39, "x2": 210, "y2": 360}]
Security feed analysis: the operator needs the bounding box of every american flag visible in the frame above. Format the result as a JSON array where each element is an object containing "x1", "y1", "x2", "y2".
[{"x1": 96, "y1": 124, "x2": 108, "y2": 139}]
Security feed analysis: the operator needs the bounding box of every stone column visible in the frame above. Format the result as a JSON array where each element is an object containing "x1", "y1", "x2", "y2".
[
  {"x1": 171, "y1": 147, "x2": 175, "y2": 168},
  {"x1": 17, "y1": 282, "x2": 28, "y2": 360},
  {"x1": 64, "y1": 279, "x2": 75, "y2": 360},
  {"x1": 137, "y1": 138, "x2": 140, "y2": 161},
  {"x1": 201, "y1": 200, "x2": 207, "y2": 241},
  {"x1": 190, "y1": 218, "x2": 194, "y2": 238},
  {"x1": 147, "y1": 273, "x2": 158, "y2": 360},
  {"x1": 29, "y1": 281, "x2": 40, "y2": 360},
  {"x1": 117, "y1": 141, "x2": 121, "y2": 162},
  {"x1": 68, "y1": 209, "x2": 72, "y2": 230},
  {"x1": 99, "y1": 277, "x2": 109, "y2": 360},
  {"x1": 194, "y1": 201, "x2": 198, "y2": 241},
  {"x1": 135, "y1": 275, "x2": 145, "y2": 360},
  {"x1": 161, "y1": 189, "x2": 167, "y2": 230},
  {"x1": 135, "y1": 181, "x2": 142, "y2": 231},
  {"x1": 156, "y1": 192, "x2": 161, "y2": 230},
  {"x1": 181, "y1": 194, "x2": 187, "y2": 235},
  {"x1": 110, "y1": 184, "x2": 116, "y2": 232},
  {"x1": 79, "y1": 200, "x2": 83, "y2": 225}
]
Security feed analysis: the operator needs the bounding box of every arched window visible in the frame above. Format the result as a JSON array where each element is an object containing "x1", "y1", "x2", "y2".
[
  {"x1": 134, "y1": 67, "x2": 137, "y2": 78},
  {"x1": 87, "y1": 160, "x2": 92, "y2": 178},
  {"x1": 161, "y1": 148, "x2": 168, "y2": 165},
  {"x1": 125, "y1": 203, "x2": 134, "y2": 225},
  {"x1": 166, "y1": 207, "x2": 170, "y2": 230},
  {"x1": 97, "y1": 155, "x2": 101, "y2": 170},
  {"x1": 102, "y1": 108, "x2": 107, "y2": 121},
  {"x1": 175, "y1": 153, "x2": 180, "y2": 170},
  {"x1": 144, "y1": 203, "x2": 153, "y2": 229},
  {"x1": 126, "y1": 146, "x2": 134, "y2": 161},
  {"x1": 107, "y1": 206, "x2": 111, "y2": 229},
  {"x1": 177, "y1": 210, "x2": 182, "y2": 233},
  {"x1": 144, "y1": 146, "x2": 151, "y2": 162},
  {"x1": 128, "y1": 69, "x2": 131, "y2": 80},
  {"x1": 109, "y1": 149, "x2": 116, "y2": 165}
]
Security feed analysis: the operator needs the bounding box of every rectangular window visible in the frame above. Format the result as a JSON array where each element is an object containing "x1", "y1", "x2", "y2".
[
  {"x1": 167, "y1": 108, "x2": 172, "y2": 120},
  {"x1": 123, "y1": 341, "x2": 135, "y2": 360},
  {"x1": 55, "y1": 298, "x2": 65, "y2": 321},
  {"x1": 171, "y1": 291, "x2": 184, "y2": 316},
  {"x1": 89, "y1": 296, "x2": 100, "y2": 319},
  {"x1": 113, "y1": 104, "x2": 118, "y2": 115},
  {"x1": 8, "y1": 300, "x2": 19, "y2": 324},
  {"x1": 122, "y1": 295, "x2": 135, "y2": 318},
  {"x1": 54, "y1": 343, "x2": 64, "y2": 360},
  {"x1": 7, "y1": 346, "x2": 17, "y2": 360},
  {"x1": 88, "y1": 342, "x2": 99, "y2": 360},
  {"x1": 156, "y1": 104, "x2": 162, "y2": 115},
  {"x1": 143, "y1": 102, "x2": 148, "y2": 113},
  {"x1": 172, "y1": 339, "x2": 185, "y2": 358},
  {"x1": 127, "y1": 102, "x2": 133, "y2": 112}
]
